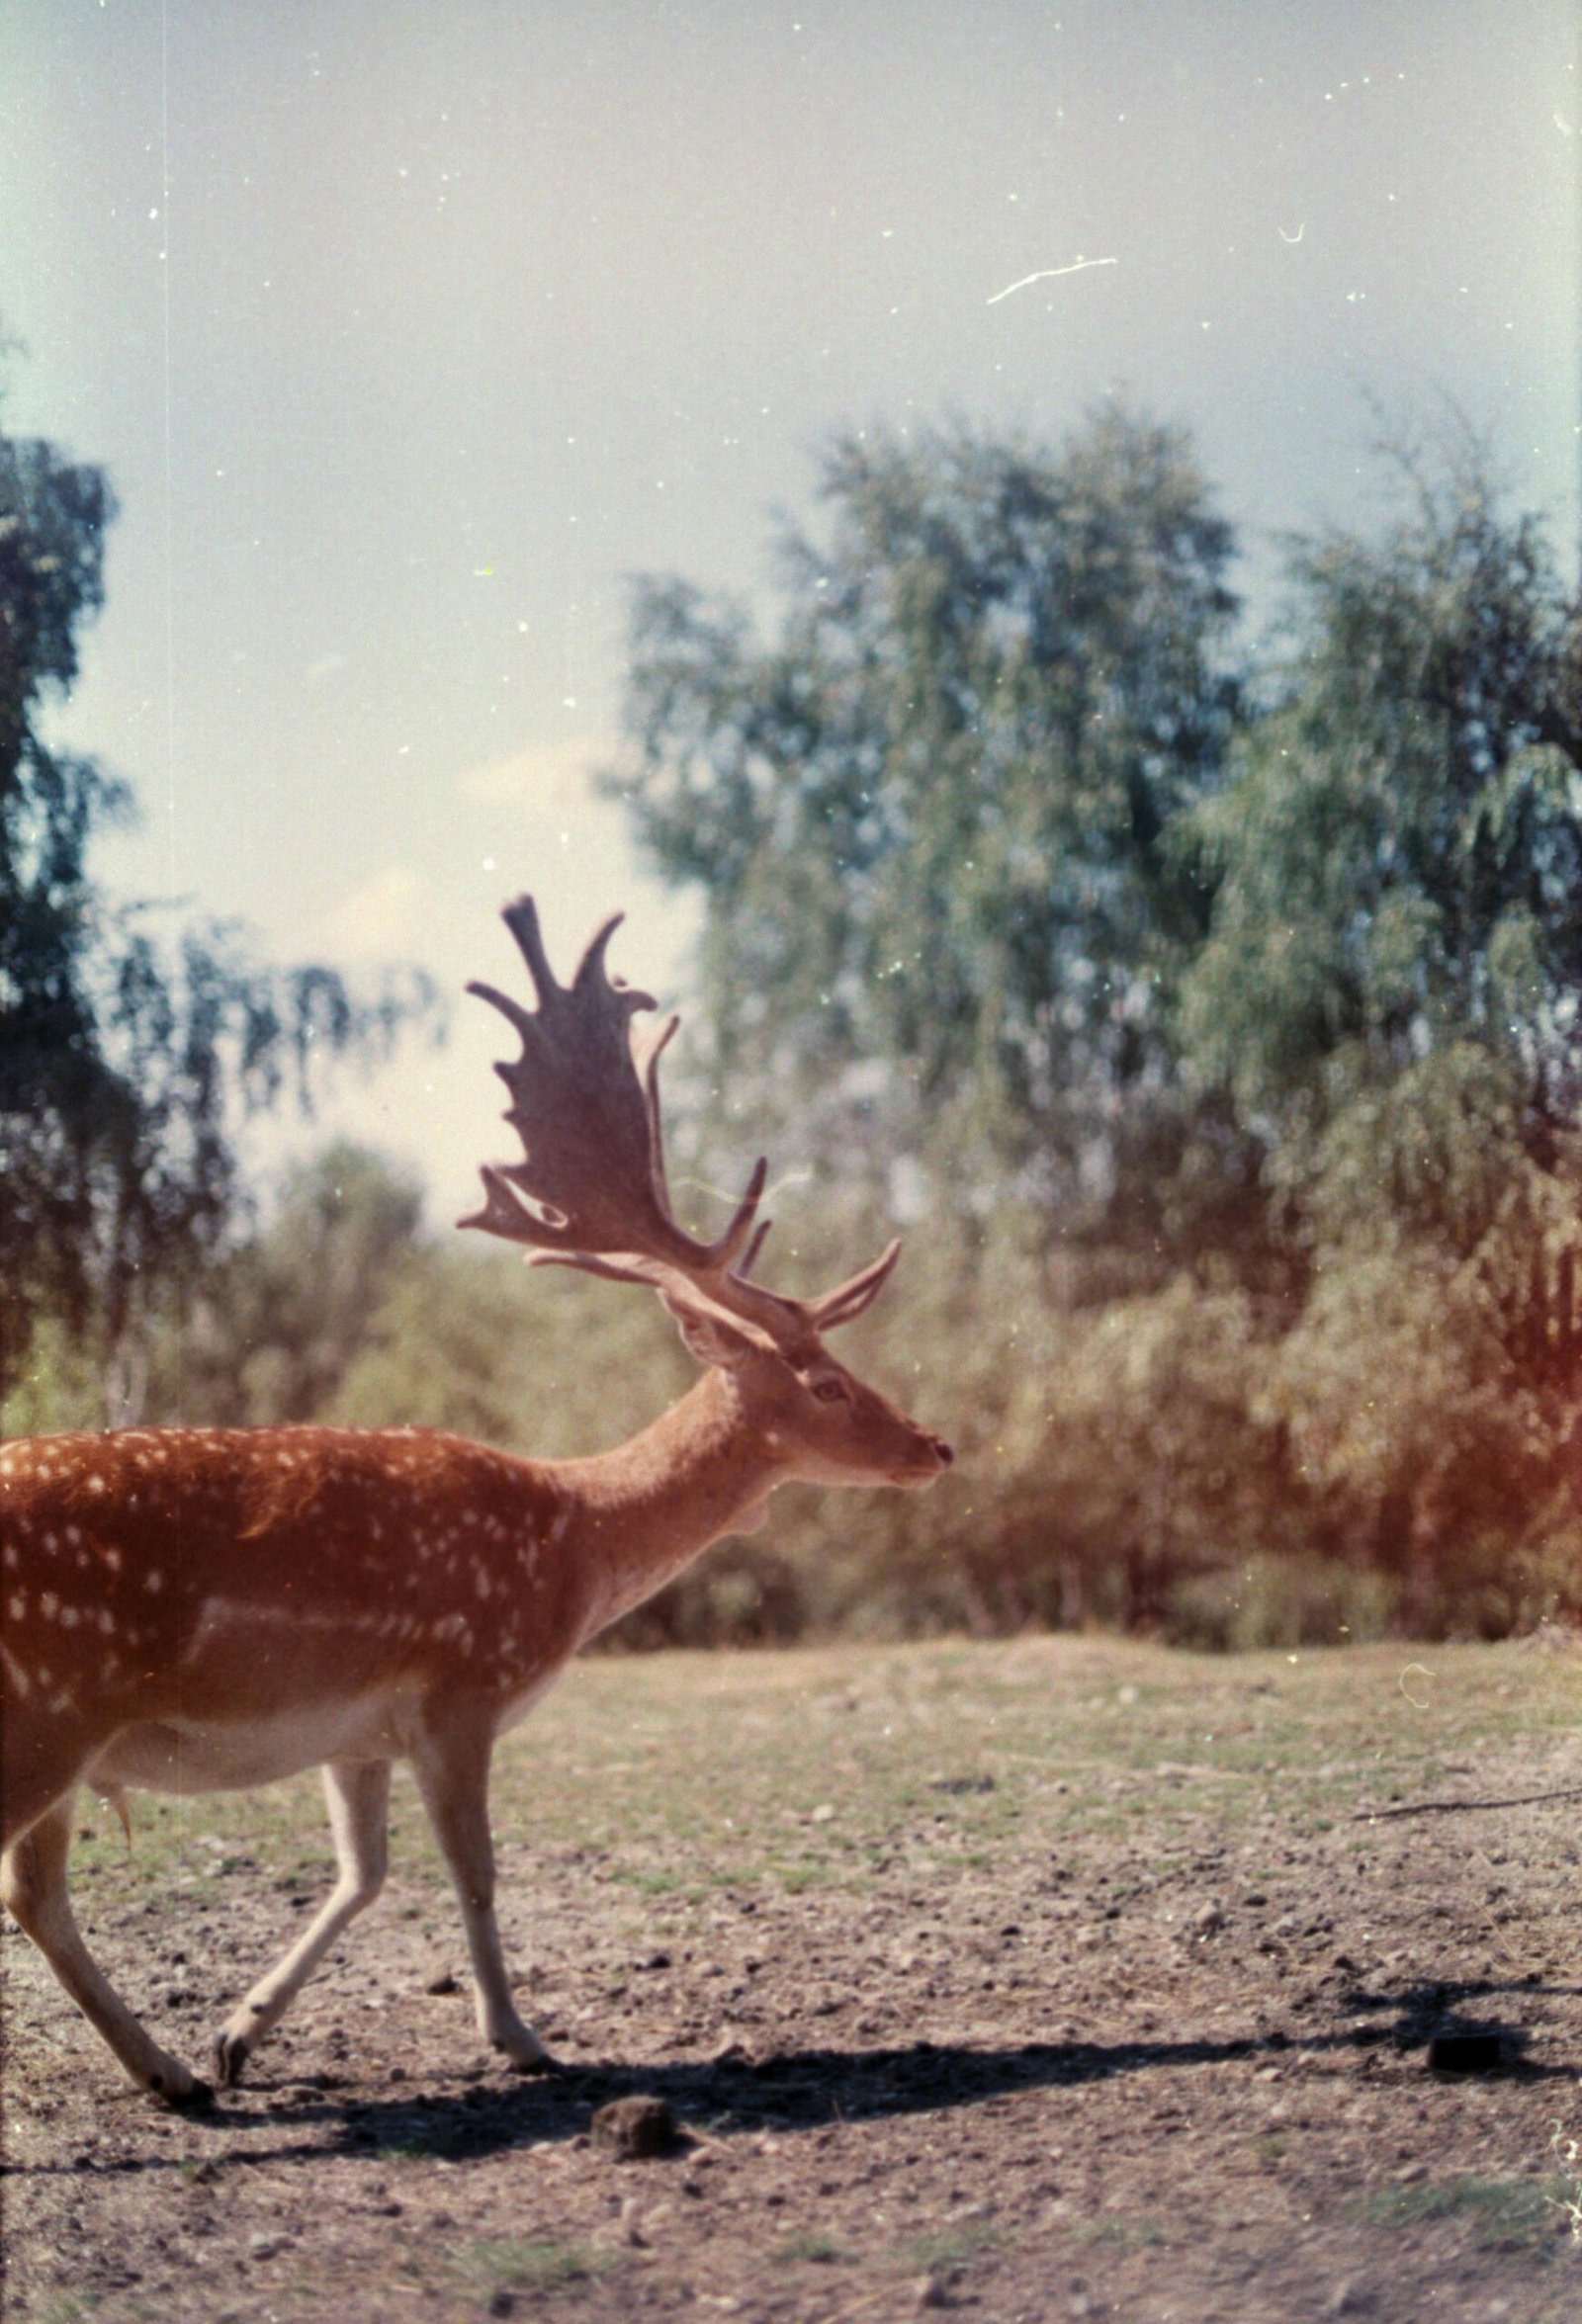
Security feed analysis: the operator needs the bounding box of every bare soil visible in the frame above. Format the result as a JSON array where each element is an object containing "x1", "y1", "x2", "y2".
[{"x1": 5, "y1": 1633, "x2": 1582, "y2": 2324}]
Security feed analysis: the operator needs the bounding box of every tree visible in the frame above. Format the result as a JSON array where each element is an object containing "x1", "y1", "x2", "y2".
[
  {"x1": 605, "y1": 409, "x2": 1582, "y2": 1640},
  {"x1": 132, "y1": 1144, "x2": 425, "y2": 1427},
  {"x1": 1180, "y1": 431, "x2": 1582, "y2": 1592},
  {"x1": 0, "y1": 411, "x2": 431, "y2": 1407},
  {"x1": 607, "y1": 407, "x2": 1245, "y2": 1259},
  {"x1": 1182, "y1": 433, "x2": 1582, "y2": 1153}
]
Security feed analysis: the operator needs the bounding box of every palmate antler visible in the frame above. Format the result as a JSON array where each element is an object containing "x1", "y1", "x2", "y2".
[{"x1": 459, "y1": 897, "x2": 899, "y2": 1349}]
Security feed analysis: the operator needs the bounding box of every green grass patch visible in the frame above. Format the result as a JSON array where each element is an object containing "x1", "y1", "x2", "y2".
[
  {"x1": 1358, "y1": 2176, "x2": 1567, "y2": 2253},
  {"x1": 373, "y1": 2119, "x2": 475, "y2": 2164},
  {"x1": 447, "y1": 2236, "x2": 623, "y2": 2293},
  {"x1": 904, "y1": 2222, "x2": 1000, "y2": 2272},
  {"x1": 773, "y1": 2229, "x2": 849, "y2": 2265},
  {"x1": 1084, "y1": 2213, "x2": 1169, "y2": 2252}
]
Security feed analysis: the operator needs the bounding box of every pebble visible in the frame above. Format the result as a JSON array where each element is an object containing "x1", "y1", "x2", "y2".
[{"x1": 246, "y1": 2233, "x2": 284, "y2": 2260}]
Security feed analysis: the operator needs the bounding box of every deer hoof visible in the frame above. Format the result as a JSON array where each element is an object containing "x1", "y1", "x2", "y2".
[
  {"x1": 171, "y1": 2076, "x2": 218, "y2": 2110},
  {"x1": 149, "y1": 2065, "x2": 216, "y2": 2110},
  {"x1": 213, "y1": 2032, "x2": 251, "y2": 2089},
  {"x1": 507, "y1": 2048, "x2": 564, "y2": 2077},
  {"x1": 492, "y1": 2030, "x2": 562, "y2": 2076}
]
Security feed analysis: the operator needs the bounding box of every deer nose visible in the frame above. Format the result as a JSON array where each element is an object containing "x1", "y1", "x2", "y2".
[{"x1": 929, "y1": 1434, "x2": 954, "y2": 1467}]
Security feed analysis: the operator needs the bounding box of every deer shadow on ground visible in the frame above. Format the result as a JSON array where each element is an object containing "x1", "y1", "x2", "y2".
[{"x1": 22, "y1": 1981, "x2": 1579, "y2": 2181}]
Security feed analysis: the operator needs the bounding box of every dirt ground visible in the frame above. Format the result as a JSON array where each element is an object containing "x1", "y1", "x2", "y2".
[{"x1": 4, "y1": 1632, "x2": 1582, "y2": 2324}]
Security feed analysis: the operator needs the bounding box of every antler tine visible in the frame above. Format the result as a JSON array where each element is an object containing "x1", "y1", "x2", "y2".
[
  {"x1": 465, "y1": 980, "x2": 536, "y2": 1042},
  {"x1": 500, "y1": 893, "x2": 565, "y2": 1008},
  {"x1": 632, "y1": 1007, "x2": 766, "y2": 1269},
  {"x1": 735, "y1": 1216, "x2": 774, "y2": 1282},
  {"x1": 636, "y1": 1013, "x2": 681, "y2": 1216},
  {"x1": 458, "y1": 1162, "x2": 573, "y2": 1248},
  {"x1": 806, "y1": 1239, "x2": 903, "y2": 1331},
  {"x1": 702, "y1": 1153, "x2": 769, "y2": 1270},
  {"x1": 571, "y1": 909, "x2": 657, "y2": 1014},
  {"x1": 465, "y1": 901, "x2": 654, "y2": 1050}
]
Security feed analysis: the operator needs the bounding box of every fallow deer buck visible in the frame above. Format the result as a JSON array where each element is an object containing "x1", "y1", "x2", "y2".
[{"x1": 0, "y1": 896, "x2": 951, "y2": 2103}]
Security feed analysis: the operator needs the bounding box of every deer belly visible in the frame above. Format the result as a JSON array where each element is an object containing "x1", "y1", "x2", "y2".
[{"x1": 88, "y1": 1691, "x2": 412, "y2": 1794}]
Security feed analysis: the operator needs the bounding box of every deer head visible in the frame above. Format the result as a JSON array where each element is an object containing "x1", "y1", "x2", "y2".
[{"x1": 460, "y1": 897, "x2": 951, "y2": 1490}]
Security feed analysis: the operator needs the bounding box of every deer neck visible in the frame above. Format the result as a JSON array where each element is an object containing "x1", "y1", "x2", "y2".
[{"x1": 557, "y1": 1369, "x2": 788, "y2": 1641}]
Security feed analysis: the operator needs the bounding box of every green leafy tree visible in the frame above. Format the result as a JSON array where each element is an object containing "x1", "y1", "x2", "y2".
[
  {"x1": 1183, "y1": 436, "x2": 1582, "y2": 1152},
  {"x1": 136, "y1": 1143, "x2": 426, "y2": 1426},
  {"x1": 0, "y1": 413, "x2": 432, "y2": 1408},
  {"x1": 1181, "y1": 433, "x2": 1582, "y2": 1593},
  {"x1": 608, "y1": 408, "x2": 1246, "y2": 1259}
]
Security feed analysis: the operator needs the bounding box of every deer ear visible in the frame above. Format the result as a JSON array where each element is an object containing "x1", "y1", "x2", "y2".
[{"x1": 659, "y1": 1284, "x2": 776, "y2": 1373}]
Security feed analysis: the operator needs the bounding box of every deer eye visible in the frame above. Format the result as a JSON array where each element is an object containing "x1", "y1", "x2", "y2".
[{"x1": 810, "y1": 1378, "x2": 849, "y2": 1404}]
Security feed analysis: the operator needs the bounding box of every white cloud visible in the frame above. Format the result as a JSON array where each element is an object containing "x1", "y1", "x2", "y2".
[
  {"x1": 456, "y1": 736, "x2": 609, "y2": 818},
  {"x1": 277, "y1": 755, "x2": 701, "y2": 1214},
  {"x1": 313, "y1": 864, "x2": 433, "y2": 959}
]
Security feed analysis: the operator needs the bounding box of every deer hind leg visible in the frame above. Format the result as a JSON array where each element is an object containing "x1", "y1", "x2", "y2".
[
  {"x1": 410, "y1": 1707, "x2": 555, "y2": 2072},
  {"x1": 1, "y1": 1791, "x2": 210, "y2": 2105},
  {"x1": 214, "y1": 1758, "x2": 392, "y2": 2088}
]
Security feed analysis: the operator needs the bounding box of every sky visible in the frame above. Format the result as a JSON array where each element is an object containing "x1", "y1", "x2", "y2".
[{"x1": 3, "y1": 0, "x2": 1577, "y2": 1222}]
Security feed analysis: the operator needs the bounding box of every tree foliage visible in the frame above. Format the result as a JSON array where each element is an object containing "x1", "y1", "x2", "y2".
[
  {"x1": 1183, "y1": 436, "x2": 1582, "y2": 1160},
  {"x1": 609, "y1": 409, "x2": 1245, "y2": 1254},
  {"x1": 607, "y1": 411, "x2": 1582, "y2": 1640},
  {"x1": 0, "y1": 413, "x2": 432, "y2": 1405},
  {"x1": 131, "y1": 1144, "x2": 425, "y2": 1427},
  {"x1": 1177, "y1": 432, "x2": 1582, "y2": 1592}
]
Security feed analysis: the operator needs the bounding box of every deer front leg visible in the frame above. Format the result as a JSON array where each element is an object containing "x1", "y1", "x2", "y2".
[
  {"x1": 214, "y1": 1759, "x2": 392, "y2": 2088},
  {"x1": 410, "y1": 1705, "x2": 556, "y2": 2072},
  {"x1": 1, "y1": 1793, "x2": 210, "y2": 2106}
]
